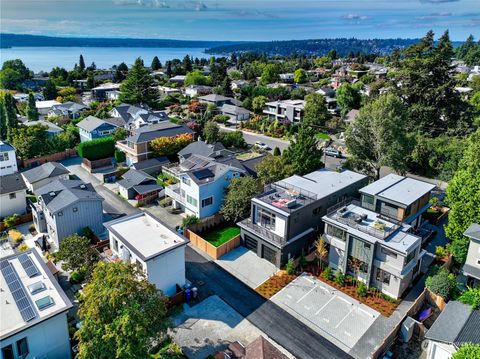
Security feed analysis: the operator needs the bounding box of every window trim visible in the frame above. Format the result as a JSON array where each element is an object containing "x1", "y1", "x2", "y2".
[{"x1": 16, "y1": 337, "x2": 29, "y2": 359}]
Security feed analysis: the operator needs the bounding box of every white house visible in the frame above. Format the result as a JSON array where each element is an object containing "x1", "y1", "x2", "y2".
[
  {"x1": 21, "y1": 162, "x2": 70, "y2": 192},
  {"x1": 0, "y1": 141, "x2": 18, "y2": 176},
  {"x1": 35, "y1": 100, "x2": 61, "y2": 115},
  {"x1": 0, "y1": 250, "x2": 73, "y2": 359},
  {"x1": 165, "y1": 154, "x2": 245, "y2": 219},
  {"x1": 0, "y1": 173, "x2": 27, "y2": 219},
  {"x1": 105, "y1": 213, "x2": 189, "y2": 296}
]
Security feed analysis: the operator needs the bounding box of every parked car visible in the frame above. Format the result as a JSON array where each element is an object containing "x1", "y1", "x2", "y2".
[
  {"x1": 255, "y1": 141, "x2": 270, "y2": 150},
  {"x1": 325, "y1": 147, "x2": 342, "y2": 158}
]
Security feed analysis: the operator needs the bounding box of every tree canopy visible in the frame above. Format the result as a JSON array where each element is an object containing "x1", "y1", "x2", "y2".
[
  {"x1": 54, "y1": 234, "x2": 93, "y2": 273},
  {"x1": 283, "y1": 125, "x2": 324, "y2": 176},
  {"x1": 119, "y1": 58, "x2": 159, "y2": 108},
  {"x1": 303, "y1": 93, "x2": 329, "y2": 128},
  {"x1": 221, "y1": 176, "x2": 260, "y2": 223},
  {"x1": 76, "y1": 261, "x2": 169, "y2": 359}
]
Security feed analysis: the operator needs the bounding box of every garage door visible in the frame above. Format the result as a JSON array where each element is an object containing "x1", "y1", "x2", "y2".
[
  {"x1": 244, "y1": 236, "x2": 258, "y2": 252},
  {"x1": 262, "y1": 245, "x2": 277, "y2": 264}
]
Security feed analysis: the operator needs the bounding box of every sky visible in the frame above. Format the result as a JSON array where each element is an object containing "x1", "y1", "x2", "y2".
[{"x1": 1, "y1": 0, "x2": 479, "y2": 41}]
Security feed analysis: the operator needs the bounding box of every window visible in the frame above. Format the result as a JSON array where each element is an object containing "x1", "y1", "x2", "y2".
[
  {"x1": 112, "y1": 238, "x2": 118, "y2": 252},
  {"x1": 312, "y1": 206, "x2": 322, "y2": 215},
  {"x1": 186, "y1": 195, "x2": 198, "y2": 207},
  {"x1": 16, "y1": 338, "x2": 29, "y2": 359},
  {"x1": 182, "y1": 177, "x2": 191, "y2": 186},
  {"x1": 376, "y1": 268, "x2": 391, "y2": 285},
  {"x1": 73, "y1": 207, "x2": 78, "y2": 212},
  {"x1": 201, "y1": 196, "x2": 213, "y2": 208},
  {"x1": 0, "y1": 152, "x2": 9, "y2": 162},
  {"x1": 9, "y1": 193, "x2": 16, "y2": 199},
  {"x1": 35, "y1": 296, "x2": 55, "y2": 310},
  {"x1": 57, "y1": 211, "x2": 63, "y2": 216},
  {"x1": 1, "y1": 345, "x2": 13, "y2": 359},
  {"x1": 381, "y1": 247, "x2": 397, "y2": 259},
  {"x1": 326, "y1": 225, "x2": 346, "y2": 241},
  {"x1": 28, "y1": 281, "x2": 46, "y2": 295},
  {"x1": 477, "y1": 259, "x2": 480, "y2": 265},
  {"x1": 258, "y1": 208, "x2": 276, "y2": 230},
  {"x1": 405, "y1": 250, "x2": 416, "y2": 265}
]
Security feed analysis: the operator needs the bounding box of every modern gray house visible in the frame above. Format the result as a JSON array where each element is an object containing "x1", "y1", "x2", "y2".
[
  {"x1": 237, "y1": 169, "x2": 368, "y2": 267},
  {"x1": 321, "y1": 175, "x2": 435, "y2": 299},
  {"x1": 462, "y1": 223, "x2": 480, "y2": 285},
  {"x1": 31, "y1": 180, "x2": 104, "y2": 249}
]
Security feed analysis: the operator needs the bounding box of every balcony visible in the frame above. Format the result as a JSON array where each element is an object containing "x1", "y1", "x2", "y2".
[
  {"x1": 164, "y1": 183, "x2": 185, "y2": 205},
  {"x1": 237, "y1": 218, "x2": 287, "y2": 248},
  {"x1": 116, "y1": 140, "x2": 136, "y2": 155}
]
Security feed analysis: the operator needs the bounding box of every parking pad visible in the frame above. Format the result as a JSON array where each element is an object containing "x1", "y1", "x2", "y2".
[{"x1": 271, "y1": 274, "x2": 379, "y2": 350}]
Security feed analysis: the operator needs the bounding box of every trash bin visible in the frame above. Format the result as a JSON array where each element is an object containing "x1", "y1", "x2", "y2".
[{"x1": 191, "y1": 287, "x2": 198, "y2": 299}]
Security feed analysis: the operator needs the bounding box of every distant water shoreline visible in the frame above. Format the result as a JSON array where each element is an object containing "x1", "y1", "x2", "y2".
[{"x1": 0, "y1": 46, "x2": 209, "y2": 73}]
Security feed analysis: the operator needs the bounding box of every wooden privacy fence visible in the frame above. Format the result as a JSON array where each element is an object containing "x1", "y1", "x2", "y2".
[
  {"x1": 185, "y1": 229, "x2": 241, "y2": 260},
  {"x1": 0, "y1": 213, "x2": 33, "y2": 231},
  {"x1": 21, "y1": 149, "x2": 77, "y2": 168}
]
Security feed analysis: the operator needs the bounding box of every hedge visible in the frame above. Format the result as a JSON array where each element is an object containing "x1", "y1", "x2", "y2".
[
  {"x1": 114, "y1": 149, "x2": 126, "y2": 163},
  {"x1": 78, "y1": 137, "x2": 115, "y2": 161}
]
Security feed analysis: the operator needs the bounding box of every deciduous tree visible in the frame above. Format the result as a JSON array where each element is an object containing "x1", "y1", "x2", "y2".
[
  {"x1": 221, "y1": 176, "x2": 260, "y2": 223},
  {"x1": 54, "y1": 234, "x2": 93, "y2": 273},
  {"x1": 203, "y1": 121, "x2": 220, "y2": 144},
  {"x1": 294, "y1": 68, "x2": 307, "y2": 84},
  {"x1": 76, "y1": 262, "x2": 169, "y2": 359},
  {"x1": 303, "y1": 93, "x2": 328, "y2": 128}
]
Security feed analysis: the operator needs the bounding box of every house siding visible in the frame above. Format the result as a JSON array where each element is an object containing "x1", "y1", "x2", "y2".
[{"x1": 0, "y1": 190, "x2": 27, "y2": 218}]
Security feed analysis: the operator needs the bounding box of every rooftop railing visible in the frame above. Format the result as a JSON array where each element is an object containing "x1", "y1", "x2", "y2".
[{"x1": 237, "y1": 218, "x2": 287, "y2": 247}]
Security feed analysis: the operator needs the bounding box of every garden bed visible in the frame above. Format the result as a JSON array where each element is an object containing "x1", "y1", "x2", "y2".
[
  {"x1": 202, "y1": 225, "x2": 240, "y2": 247},
  {"x1": 317, "y1": 275, "x2": 400, "y2": 317},
  {"x1": 255, "y1": 271, "x2": 297, "y2": 299}
]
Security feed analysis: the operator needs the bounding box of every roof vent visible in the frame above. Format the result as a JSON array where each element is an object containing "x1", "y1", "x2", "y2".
[
  {"x1": 49, "y1": 192, "x2": 56, "y2": 197},
  {"x1": 80, "y1": 184, "x2": 86, "y2": 189}
]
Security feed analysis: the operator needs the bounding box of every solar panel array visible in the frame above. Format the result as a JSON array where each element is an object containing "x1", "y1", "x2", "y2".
[
  {"x1": 0, "y1": 259, "x2": 37, "y2": 322},
  {"x1": 193, "y1": 168, "x2": 214, "y2": 180},
  {"x1": 18, "y1": 253, "x2": 40, "y2": 278},
  {"x1": 182, "y1": 156, "x2": 211, "y2": 170}
]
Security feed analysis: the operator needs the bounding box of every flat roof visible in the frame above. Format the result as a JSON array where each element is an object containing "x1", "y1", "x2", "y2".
[
  {"x1": 0, "y1": 249, "x2": 72, "y2": 340},
  {"x1": 323, "y1": 202, "x2": 420, "y2": 254},
  {"x1": 105, "y1": 213, "x2": 188, "y2": 261},
  {"x1": 360, "y1": 174, "x2": 435, "y2": 207}
]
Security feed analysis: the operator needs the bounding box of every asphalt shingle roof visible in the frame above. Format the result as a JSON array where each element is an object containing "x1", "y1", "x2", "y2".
[
  {"x1": 126, "y1": 122, "x2": 194, "y2": 144},
  {"x1": 117, "y1": 169, "x2": 156, "y2": 190},
  {"x1": 36, "y1": 179, "x2": 103, "y2": 214},
  {"x1": 425, "y1": 301, "x2": 473, "y2": 345},
  {"x1": 178, "y1": 141, "x2": 226, "y2": 159},
  {"x1": 22, "y1": 162, "x2": 69, "y2": 184},
  {"x1": 0, "y1": 173, "x2": 26, "y2": 195},
  {"x1": 77, "y1": 116, "x2": 110, "y2": 132},
  {"x1": 464, "y1": 223, "x2": 480, "y2": 241}
]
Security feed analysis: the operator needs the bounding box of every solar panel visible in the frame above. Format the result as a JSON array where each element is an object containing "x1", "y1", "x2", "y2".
[
  {"x1": 18, "y1": 253, "x2": 40, "y2": 278},
  {"x1": 0, "y1": 260, "x2": 37, "y2": 322},
  {"x1": 193, "y1": 169, "x2": 214, "y2": 180}
]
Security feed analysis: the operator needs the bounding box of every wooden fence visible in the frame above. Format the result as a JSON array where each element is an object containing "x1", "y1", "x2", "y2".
[
  {"x1": 188, "y1": 214, "x2": 224, "y2": 234},
  {"x1": 186, "y1": 229, "x2": 241, "y2": 260},
  {"x1": 82, "y1": 157, "x2": 114, "y2": 173},
  {"x1": 21, "y1": 149, "x2": 77, "y2": 168},
  {"x1": 0, "y1": 213, "x2": 33, "y2": 231}
]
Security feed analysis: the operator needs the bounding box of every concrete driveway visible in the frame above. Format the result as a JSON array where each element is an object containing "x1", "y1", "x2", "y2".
[
  {"x1": 215, "y1": 246, "x2": 278, "y2": 289},
  {"x1": 171, "y1": 295, "x2": 293, "y2": 359},
  {"x1": 271, "y1": 273, "x2": 379, "y2": 354}
]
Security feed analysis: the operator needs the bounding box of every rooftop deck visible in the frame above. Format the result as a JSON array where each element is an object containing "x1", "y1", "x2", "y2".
[{"x1": 255, "y1": 181, "x2": 318, "y2": 213}]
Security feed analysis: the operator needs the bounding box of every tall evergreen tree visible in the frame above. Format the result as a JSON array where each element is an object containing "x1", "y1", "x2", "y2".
[
  {"x1": 3, "y1": 93, "x2": 17, "y2": 139},
  {"x1": 0, "y1": 102, "x2": 7, "y2": 140},
  {"x1": 166, "y1": 61, "x2": 172, "y2": 78},
  {"x1": 115, "y1": 62, "x2": 128, "y2": 82},
  {"x1": 151, "y1": 56, "x2": 161, "y2": 71},
  {"x1": 43, "y1": 79, "x2": 58, "y2": 100},
  {"x1": 26, "y1": 93, "x2": 39, "y2": 121},
  {"x1": 79, "y1": 54, "x2": 86, "y2": 70},
  {"x1": 119, "y1": 58, "x2": 159, "y2": 107},
  {"x1": 283, "y1": 125, "x2": 323, "y2": 175},
  {"x1": 183, "y1": 55, "x2": 193, "y2": 72},
  {"x1": 221, "y1": 76, "x2": 232, "y2": 97}
]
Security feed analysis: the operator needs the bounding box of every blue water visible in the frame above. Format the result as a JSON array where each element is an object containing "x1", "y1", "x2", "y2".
[{"x1": 0, "y1": 47, "x2": 209, "y2": 73}]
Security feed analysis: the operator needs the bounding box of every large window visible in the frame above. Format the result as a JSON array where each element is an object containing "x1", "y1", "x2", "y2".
[
  {"x1": 381, "y1": 247, "x2": 398, "y2": 259},
  {"x1": 326, "y1": 225, "x2": 346, "y2": 241},
  {"x1": 0, "y1": 152, "x2": 9, "y2": 162},
  {"x1": 376, "y1": 268, "x2": 391, "y2": 285},
  {"x1": 16, "y1": 338, "x2": 29, "y2": 359},
  {"x1": 380, "y1": 201, "x2": 399, "y2": 219},
  {"x1": 405, "y1": 249, "x2": 416, "y2": 265},
  {"x1": 187, "y1": 195, "x2": 198, "y2": 207},
  {"x1": 201, "y1": 196, "x2": 213, "y2": 208},
  {"x1": 182, "y1": 177, "x2": 191, "y2": 186},
  {"x1": 258, "y1": 208, "x2": 276, "y2": 230},
  {"x1": 1, "y1": 345, "x2": 13, "y2": 359}
]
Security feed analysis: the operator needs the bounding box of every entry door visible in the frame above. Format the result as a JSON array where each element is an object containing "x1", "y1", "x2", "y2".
[
  {"x1": 262, "y1": 245, "x2": 277, "y2": 264},
  {"x1": 245, "y1": 236, "x2": 258, "y2": 252}
]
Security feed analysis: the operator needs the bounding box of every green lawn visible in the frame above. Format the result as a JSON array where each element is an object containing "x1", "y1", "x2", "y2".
[
  {"x1": 202, "y1": 226, "x2": 241, "y2": 247},
  {"x1": 314, "y1": 132, "x2": 330, "y2": 140}
]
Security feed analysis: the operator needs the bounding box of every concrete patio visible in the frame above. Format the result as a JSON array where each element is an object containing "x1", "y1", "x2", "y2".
[{"x1": 215, "y1": 246, "x2": 278, "y2": 289}]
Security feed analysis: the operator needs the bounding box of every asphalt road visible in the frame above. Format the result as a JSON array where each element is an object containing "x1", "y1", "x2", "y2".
[{"x1": 185, "y1": 246, "x2": 351, "y2": 359}]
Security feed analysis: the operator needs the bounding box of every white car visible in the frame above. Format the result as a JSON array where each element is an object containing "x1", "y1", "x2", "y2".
[{"x1": 255, "y1": 141, "x2": 270, "y2": 150}]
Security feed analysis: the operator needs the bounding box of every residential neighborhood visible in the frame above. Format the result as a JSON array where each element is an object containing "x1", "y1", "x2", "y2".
[{"x1": 0, "y1": 17, "x2": 480, "y2": 359}]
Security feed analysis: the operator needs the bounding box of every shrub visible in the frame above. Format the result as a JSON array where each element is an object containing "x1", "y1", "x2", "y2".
[
  {"x1": 81, "y1": 227, "x2": 94, "y2": 240},
  {"x1": 18, "y1": 243, "x2": 29, "y2": 252},
  {"x1": 425, "y1": 268, "x2": 457, "y2": 300},
  {"x1": 322, "y1": 266, "x2": 333, "y2": 281},
  {"x1": 357, "y1": 282, "x2": 367, "y2": 297},
  {"x1": 77, "y1": 137, "x2": 115, "y2": 160},
  {"x1": 181, "y1": 215, "x2": 199, "y2": 229},
  {"x1": 299, "y1": 251, "x2": 307, "y2": 268},
  {"x1": 150, "y1": 133, "x2": 194, "y2": 157},
  {"x1": 286, "y1": 258, "x2": 296, "y2": 275},
  {"x1": 28, "y1": 224, "x2": 36, "y2": 234},
  {"x1": 435, "y1": 245, "x2": 449, "y2": 258},
  {"x1": 3, "y1": 213, "x2": 20, "y2": 228},
  {"x1": 70, "y1": 268, "x2": 86, "y2": 284},
  {"x1": 459, "y1": 287, "x2": 480, "y2": 309},
  {"x1": 8, "y1": 229, "x2": 23, "y2": 243},
  {"x1": 213, "y1": 114, "x2": 230, "y2": 123},
  {"x1": 452, "y1": 343, "x2": 480, "y2": 359},
  {"x1": 273, "y1": 147, "x2": 281, "y2": 156},
  {"x1": 114, "y1": 149, "x2": 126, "y2": 163},
  {"x1": 220, "y1": 131, "x2": 247, "y2": 148},
  {"x1": 334, "y1": 271, "x2": 346, "y2": 287}
]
